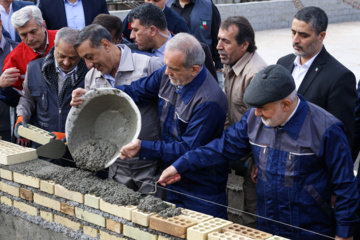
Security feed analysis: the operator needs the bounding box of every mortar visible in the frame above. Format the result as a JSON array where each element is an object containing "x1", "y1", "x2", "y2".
[{"x1": 65, "y1": 88, "x2": 141, "y2": 171}]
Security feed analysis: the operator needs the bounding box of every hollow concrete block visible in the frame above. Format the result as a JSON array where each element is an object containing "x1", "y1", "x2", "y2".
[
  {"x1": 55, "y1": 184, "x2": 84, "y2": 203},
  {"x1": 0, "y1": 168, "x2": 13, "y2": 181},
  {"x1": 40, "y1": 210, "x2": 53, "y2": 222},
  {"x1": 13, "y1": 172, "x2": 40, "y2": 188},
  {"x1": 17, "y1": 124, "x2": 54, "y2": 145},
  {"x1": 209, "y1": 231, "x2": 253, "y2": 240},
  {"x1": 266, "y1": 236, "x2": 291, "y2": 240},
  {"x1": 54, "y1": 215, "x2": 82, "y2": 231},
  {"x1": 0, "y1": 140, "x2": 37, "y2": 165},
  {"x1": 34, "y1": 193, "x2": 61, "y2": 211},
  {"x1": 40, "y1": 180, "x2": 55, "y2": 194},
  {"x1": 150, "y1": 214, "x2": 197, "y2": 238},
  {"x1": 180, "y1": 208, "x2": 214, "y2": 223},
  {"x1": 75, "y1": 207, "x2": 106, "y2": 227},
  {"x1": 14, "y1": 200, "x2": 38, "y2": 216},
  {"x1": 222, "y1": 224, "x2": 273, "y2": 239},
  {"x1": 187, "y1": 218, "x2": 233, "y2": 240}
]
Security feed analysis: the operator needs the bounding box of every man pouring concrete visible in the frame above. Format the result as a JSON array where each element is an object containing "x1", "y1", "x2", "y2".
[{"x1": 158, "y1": 65, "x2": 359, "y2": 240}]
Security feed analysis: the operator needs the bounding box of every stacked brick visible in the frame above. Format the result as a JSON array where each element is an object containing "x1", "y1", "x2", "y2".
[{"x1": 0, "y1": 157, "x2": 289, "y2": 240}]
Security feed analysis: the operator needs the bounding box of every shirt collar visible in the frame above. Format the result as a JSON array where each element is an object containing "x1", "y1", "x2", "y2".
[
  {"x1": 55, "y1": 58, "x2": 77, "y2": 76},
  {"x1": 152, "y1": 33, "x2": 172, "y2": 59},
  {"x1": 293, "y1": 50, "x2": 320, "y2": 68},
  {"x1": 175, "y1": 65, "x2": 206, "y2": 104},
  {"x1": 64, "y1": 0, "x2": 80, "y2": 5},
  {"x1": 280, "y1": 95, "x2": 308, "y2": 140},
  {"x1": 227, "y1": 51, "x2": 253, "y2": 76},
  {"x1": 33, "y1": 30, "x2": 49, "y2": 55}
]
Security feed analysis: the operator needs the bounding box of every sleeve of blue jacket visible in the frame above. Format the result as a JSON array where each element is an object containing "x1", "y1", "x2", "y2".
[
  {"x1": 320, "y1": 122, "x2": 359, "y2": 238},
  {"x1": 0, "y1": 87, "x2": 21, "y2": 107},
  {"x1": 172, "y1": 110, "x2": 252, "y2": 173}
]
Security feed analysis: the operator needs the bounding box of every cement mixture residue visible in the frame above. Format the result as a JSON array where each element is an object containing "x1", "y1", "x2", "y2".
[
  {"x1": 72, "y1": 138, "x2": 118, "y2": 171},
  {"x1": 158, "y1": 207, "x2": 182, "y2": 218},
  {"x1": 137, "y1": 195, "x2": 172, "y2": 213}
]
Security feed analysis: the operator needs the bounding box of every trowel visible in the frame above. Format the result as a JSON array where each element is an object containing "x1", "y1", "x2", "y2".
[{"x1": 17, "y1": 124, "x2": 67, "y2": 159}]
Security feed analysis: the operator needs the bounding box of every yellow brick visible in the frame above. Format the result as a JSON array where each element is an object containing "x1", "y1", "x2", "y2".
[
  {"x1": 266, "y1": 235, "x2": 291, "y2": 240},
  {"x1": 222, "y1": 224, "x2": 273, "y2": 240},
  {"x1": 34, "y1": 193, "x2": 61, "y2": 211},
  {"x1": 55, "y1": 184, "x2": 84, "y2": 203},
  {"x1": 54, "y1": 215, "x2": 82, "y2": 231},
  {"x1": 150, "y1": 214, "x2": 197, "y2": 238},
  {"x1": 1, "y1": 195, "x2": 13, "y2": 206},
  {"x1": 132, "y1": 209, "x2": 156, "y2": 227},
  {"x1": 0, "y1": 140, "x2": 37, "y2": 165},
  {"x1": 0, "y1": 168, "x2": 13, "y2": 180},
  {"x1": 13, "y1": 172, "x2": 40, "y2": 188},
  {"x1": 75, "y1": 207, "x2": 105, "y2": 227},
  {"x1": 83, "y1": 225, "x2": 99, "y2": 238},
  {"x1": 180, "y1": 208, "x2": 214, "y2": 223},
  {"x1": 40, "y1": 180, "x2": 55, "y2": 194},
  {"x1": 1, "y1": 181, "x2": 19, "y2": 197},
  {"x1": 187, "y1": 218, "x2": 233, "y2": 240},
  {"x1": 20, "y1": 188, "x2": 34, "y2": 202},
  {"x1": 14, "y1": 200, "x2": 38, "y2": 216},
  {"x1": 84, "y1": 194, "x2": 100, "y2": 209},
  {"x1": 100, "y1": 199, "x2": 136, "y2": 220},
  {"x1": 106, "y1": 218, "x2": 122, "y2": 234},
  {"x1": 40, "y1": 210, "x2": 53, "y2": 222},
  {"x1": 60, "y1": 202, "x2": 75, "y2": 216},
  {"x1": 17, "y1": 124, "x2": 54, "y2": 145},
  {"x1": 99, "y1": 230, "x2": 126, "y2": 240},
  {"x1": 158, "y1": 236, "x2": 171, "y2": 240},
  {"x1": 123, "y1": 224, "x2": 158, "y2": 240}
]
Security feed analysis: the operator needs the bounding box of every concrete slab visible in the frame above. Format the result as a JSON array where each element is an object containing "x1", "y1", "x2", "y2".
[{"x1": 256, "y1": 21, "x2": 360, "y2": 81}]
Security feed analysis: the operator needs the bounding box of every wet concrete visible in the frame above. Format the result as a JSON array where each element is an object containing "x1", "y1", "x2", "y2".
[
  {"x1": 72, "y1": 138, "x2": 118, "y2": 171},
  {"x1": 158, "y1": 207, "x2": 182, "y2": 218}
]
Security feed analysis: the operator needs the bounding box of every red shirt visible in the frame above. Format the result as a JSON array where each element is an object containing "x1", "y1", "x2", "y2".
[{"x1": 2, "y1": 30, "x2": 57, "y2": 91}]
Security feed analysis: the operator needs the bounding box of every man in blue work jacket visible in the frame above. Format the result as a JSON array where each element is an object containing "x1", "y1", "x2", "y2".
[
  {"x1": 117, "y1": 33, "x2": 229, "y2": 218},
  {"x1": 158, "y1": 64, "x2": 359, "y2": 240}
]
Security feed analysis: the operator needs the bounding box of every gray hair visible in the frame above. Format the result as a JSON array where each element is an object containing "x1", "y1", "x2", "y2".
[
  {"x1": 165, "y1": 33, "x2": 205, "y2": 69},
  {"x1": 11, "y1": 5, "x2": 43, "y2": 29},
  {"x1": 55, "y1": 27, "x2": 80, "y2": 46},
  {"x1": 74, "y1": 24, "x2": 112, "y2": 50},
  {"x1": 294, "y1": 6, "x2": 328, "y2": 35},
  {"x1": 286, "y1": 90, "x2": 298, "y2": 102}
]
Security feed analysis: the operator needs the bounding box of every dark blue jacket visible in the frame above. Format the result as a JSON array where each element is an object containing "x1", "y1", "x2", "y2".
[
  {"x1": 117, "y1": 65, "x2": 228, "y2": 218},
  {"x1": 1, "y1": 0, "x2": 34, "y2": 42},
  {"x1": 172, "y1": 96, "x2": 359, "y2": 239},
  {"x1": 122, "y1": 5, "x2": 190, "y2": 43},
  {"x1": 38, "y1": 0, "x2": 109, "y2": 30},
  {"x1": 26, "y1": 58, "x2": 85, "y2": 132}
]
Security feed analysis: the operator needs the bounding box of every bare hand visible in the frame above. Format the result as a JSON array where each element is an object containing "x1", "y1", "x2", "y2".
[
  {"x1": 70, "y1": 88, "x2": 87, "y2": 106},
  {"x1": 0, "y1": 68, "x2": 20, "y2": 88},
  {"x1": 251, "y1": 165, "x2": 258, "y2": 183},
  {"x1": 119, "y1": 139, "x2": 141, "y2": 160},
  {"x1": 158, "y1": 166, "x2": 180, "y2": 186},
  {"x1": 335, "y1": 236, "x2": 353, "y2": 240}
]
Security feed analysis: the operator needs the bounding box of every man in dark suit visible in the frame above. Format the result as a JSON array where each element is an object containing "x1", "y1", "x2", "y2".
[
  {"x1": 277, "y1": 6, "x2": 357, "y2": 150},
  {"x1": 38, "y1": 0, "x2": 109, "y2": 30},
  {"x1": 0, "y1": 0, "x2": 33, "y2": 42}
]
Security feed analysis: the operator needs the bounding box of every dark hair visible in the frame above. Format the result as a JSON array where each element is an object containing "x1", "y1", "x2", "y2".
[
  {"x1": 74, "y1": 24, "x2": 112, "y2": 50},
  {"x1": 294, "y1": 6, "x2": 328, "y2": 35},
  {"x1": 128, "y1": 3, "x2": 167, "y2": 31},
  {"x1": 220, "y1": 16, "x2": 257, "y2": 53},
  {"x1": 92, "y1": 14, "x2": 123, "y2": 41}
]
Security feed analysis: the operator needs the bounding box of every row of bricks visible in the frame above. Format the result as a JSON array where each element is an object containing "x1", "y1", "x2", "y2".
[{"x1": 0, "y1": 167, "x2": 289, "y2": 240}]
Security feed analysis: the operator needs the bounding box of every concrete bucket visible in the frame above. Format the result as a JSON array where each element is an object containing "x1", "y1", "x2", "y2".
[{"x1": 65, "y1": 88, "x2": 141, "y2": 171}]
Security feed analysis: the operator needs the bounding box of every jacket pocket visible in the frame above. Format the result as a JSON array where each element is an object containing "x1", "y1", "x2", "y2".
[
  {"x1": 249, "y1": 141, "x2": 268, "y2": 181},
  {"x1": 31, "y1": 90, "x2": 49, "y2": 112}
]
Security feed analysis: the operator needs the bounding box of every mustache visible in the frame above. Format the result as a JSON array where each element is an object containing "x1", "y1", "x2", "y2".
[
  {"x1": 293, "y1": 43, "x2": 303, "y2": 50},
  {"x1": 218, "y1": 50, "x2": 227, "y2": 55}
]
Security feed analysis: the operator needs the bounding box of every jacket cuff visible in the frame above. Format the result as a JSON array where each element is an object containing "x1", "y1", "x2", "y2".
[
  {"x1": 172, "y1": 157, "x2": 190, "y2": 175},
  {"x1": 336, "y1": 224, "x2": 354, "y2": 238},
  {"x1": 139, "y1": 140, "x2": 158, "y2": 161}
]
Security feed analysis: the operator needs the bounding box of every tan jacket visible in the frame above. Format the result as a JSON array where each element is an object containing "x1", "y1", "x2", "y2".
[{"x1": 224, "y1": 51, "x2": 267, "y2": 128}]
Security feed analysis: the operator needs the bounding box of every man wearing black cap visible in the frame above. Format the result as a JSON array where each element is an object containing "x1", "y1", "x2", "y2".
[{"x1": 158, "y1": 64, "x2": 359, "y2": 240}]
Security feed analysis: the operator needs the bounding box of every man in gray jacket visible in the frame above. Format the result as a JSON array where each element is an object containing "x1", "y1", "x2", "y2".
[{"x1": 71, "y1": 24, "x2": 165, "y2": 196}]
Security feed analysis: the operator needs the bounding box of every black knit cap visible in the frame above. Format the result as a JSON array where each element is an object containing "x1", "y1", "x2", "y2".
[{"x1": 244, "y1": 64, "x2": 295, "y2": 108}]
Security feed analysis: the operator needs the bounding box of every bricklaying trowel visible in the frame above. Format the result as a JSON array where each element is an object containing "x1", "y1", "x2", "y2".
[{"x1": 17, "y1": 124, "x2": 67, "y2": 159}]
